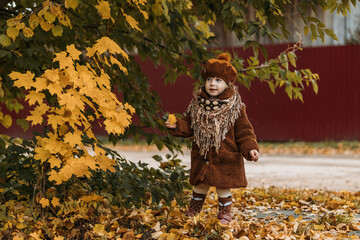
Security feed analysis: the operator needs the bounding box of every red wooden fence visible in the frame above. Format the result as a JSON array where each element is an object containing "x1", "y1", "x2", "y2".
[
  {"x1": 2, "y1": 44, "x2": 360, "y2": 141},
  {"x1": 142, "y1": 44, "x2": 360, "y2": 141}
]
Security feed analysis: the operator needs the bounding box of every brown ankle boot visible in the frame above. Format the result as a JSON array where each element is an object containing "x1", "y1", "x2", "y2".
[
  {"x1": 185, "y1": 191, "x2": 206, "y2": 217},
  {"x1": 218, "y1": 196, "x2": 232, "y2": 224}
]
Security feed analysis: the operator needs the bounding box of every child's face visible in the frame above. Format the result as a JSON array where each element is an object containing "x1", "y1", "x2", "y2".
[{"x1": 205, "y1": 77, "x2": 228, "y2": 97}]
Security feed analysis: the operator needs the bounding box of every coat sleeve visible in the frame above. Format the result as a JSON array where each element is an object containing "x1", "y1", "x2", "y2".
[
  {"x1": 167, "y1": 114, "x2": 193, "y2": 138},
  {"x1": 234, "y1": 106, "x2": 259, "y2": 160}
]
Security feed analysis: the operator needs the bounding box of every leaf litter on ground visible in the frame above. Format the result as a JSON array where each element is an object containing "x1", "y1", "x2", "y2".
[
  {"x1": 98, "y1": 187, "x2": 360, "y2": 239},
  {"x1": 4, "y1": 186, "x2": 360, "y2": 239}
]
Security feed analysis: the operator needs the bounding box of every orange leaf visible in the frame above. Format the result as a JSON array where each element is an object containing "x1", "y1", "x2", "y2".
[{"x1": 39, "y1": 197, "x2": 50, "y2": 207}]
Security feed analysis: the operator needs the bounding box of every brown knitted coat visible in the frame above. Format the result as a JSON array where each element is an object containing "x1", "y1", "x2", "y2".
[{"x1": 167, "y1": 87, "x2": 259, "y2": 189}]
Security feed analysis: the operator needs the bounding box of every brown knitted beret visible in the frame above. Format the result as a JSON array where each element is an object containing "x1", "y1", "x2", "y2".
[{"x1": 201, "y1": 53, "x2": 237, "y2": 85}]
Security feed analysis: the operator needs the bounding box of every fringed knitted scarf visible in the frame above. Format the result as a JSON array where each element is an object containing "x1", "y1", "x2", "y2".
[{"x1": 187, "y1": 86, "x2": 244, "y2": 158}]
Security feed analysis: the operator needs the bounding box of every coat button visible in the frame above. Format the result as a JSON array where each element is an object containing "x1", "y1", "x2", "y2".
[{"x1": 206, "y1": 161, "x2": 209, "y2": 164}]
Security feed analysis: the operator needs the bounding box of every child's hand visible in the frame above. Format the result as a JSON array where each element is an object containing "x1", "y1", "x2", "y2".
[
  {"x1": 165, "y1": 120, "x2": 177, "y2": 129},
  {"x1": 165, "y1": 114, "x2": 177, "y2": 129},
  {"x1": 249, "y1": 150, "x2": 260, "y2": 162}
]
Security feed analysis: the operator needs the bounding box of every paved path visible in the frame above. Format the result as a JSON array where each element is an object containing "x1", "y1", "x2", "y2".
[{"x1": 120, "y1": 150, "x2": 360, "y2": 192}]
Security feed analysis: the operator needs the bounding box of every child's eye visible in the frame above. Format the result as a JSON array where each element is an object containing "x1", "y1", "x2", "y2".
[
  {"x1": 216, "y1": 78, "x2": 222, "y2": 82},
  {"x1": 206, "y1": 78, "x2": 212, "y2": 81}
]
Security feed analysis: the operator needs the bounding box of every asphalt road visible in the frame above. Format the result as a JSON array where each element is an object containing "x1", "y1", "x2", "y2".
[{"x1": 120, "y1": 150, "x2": 360, "y2": 192}]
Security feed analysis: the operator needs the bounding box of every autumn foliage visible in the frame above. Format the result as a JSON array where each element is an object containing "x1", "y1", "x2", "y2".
[
  {"x1": 9, "y1": 39, "x2": 135, "y2": 184},
  {"x1": 1, "y1": 0, "x2": 360, "y2": 239}
]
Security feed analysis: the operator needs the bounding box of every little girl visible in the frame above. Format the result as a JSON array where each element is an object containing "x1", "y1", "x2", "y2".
[{"x1": 165, "y1": 53, "x2": 260, "y2": 224}]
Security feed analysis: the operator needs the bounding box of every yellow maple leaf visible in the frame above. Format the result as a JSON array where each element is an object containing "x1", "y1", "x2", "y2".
[
  {"x1": 168, "y1": 114, "x2": 177, "y2": 125},
  {"x1": 40, "y1": 21, "x2": 53, "y2": 31},
  {"x1": 31, "y1": 77, "x2": 47, "y2": 92},
  {"x1": 25, "y1": 91, "x2": 44, "y2": 106},
  {"x1": 6, "y1": 18, "x2": 17, "y2": 27},
  {"x1": 26, "y1": 110, "x2": 44, "y2": 125},
  {"x1": 48, "y1": 170, "x2": 65, "y2": 185},
  {"x1": 58, "y1": 91, "x2": 85, "y2": 111},
  {"x1": 109, "y1": 56, "x2": 127, "y2": 73},
  {"x1": 0, "y1": 34, "x2": 11, "y2": 47},
  {"x1": 87, "y1": 37, "x2": 129, "y2": 61},
  {"x1": 139, "y1": 9, "x2": 149, "y2": 19},
  {"x1": 47, "y1": 82, "x2": 63, "y2": 95},
  {"x1": 95, "y1": 0, "x2": 113, "y2": 21},
  {"x1": 39, "y1": 197, "x2": 50, "y2": 207},
  {"x1": 37, "y1": 103, "x2": 50, "y2": 115},
  {"x1": 29, "y1": 13, "x2": 41, "y2": 29},
  {"x1": 96, "y1": 71, "x2": 111, "y2": 89},
  {"x1": 66, "y1": 44, "x2": 81, "y2": 61},
  {"x1": 34, "y1": 145, "x2": 51, "y2": 162},
  {"x1": 43, "y1": 68, "x2": 60, "y2": 82},
  {"x1": 94, "y1": 145, "x2": 106, "y2": 155},
  {"x1": 124, "y1": 13, "x2": 141, "y2": 31},
  {"x1": 7, "y1": 27, "x2": 19, "y2": 40},
  {"x1": 48, "y1": 155, "x2": 61, "y2": 168},
  {"x1": 44, "y1": 11, "x2": 56, "y2": 23},
  {"x1": 51, "y1": 197, "x2": 60, "y2": 207},
  {"x1": 52, "y1": 25, "x2": 63, "y2": 37},
  {"x1": 124, "y1": 102, "x2": 135, "y2": 114},
  {"x1": 54, "y1": 52, "x2": 73, "y2": 70},
  {"x1": 54, "y1": 236, "x2": 64, "y2": 240},
  {"x1": 44, "y1": 133, "x2": 70, "y2": 155},
  {"x1": 65, "y1": 0, "x2": 78, "y2": 10},
  {"x1": 63, "y1": 131, "x2": 82, "y2": 147},
  {"x1": 15, "y1": 13, "x2": 24, "y2": 21},
  {"x1": 9, "y1": 70, "x2": 35, "y2": 90},
  {"x1": 64, "y1": 157, "x2": 92, "y2": 177},
  {"x1": 15, "y1": 22, "x2": 25, "y2": 30},
  {"x1": 29, "y1": 232, "x2": 41, "y2": 240},
  {"x1": 22, "y1": 27, "x2": 34, "y2": 38},
  {"x1": 50, "y1": 4, "x2": 62, "y2": 17},
  {"x1": 58, "y1": 14, "x2": 71, "y2": 28},
  {"x1": 104, "y1": 118, "x2": 120, "y2": 134},
  {"x1": 96, "y1": 155, "x2": 116, "y2": 172},
  {"x1": 80, "y1": 155, "x2": 98, "y2": 170},
  {"x1": 47, "y1": 114, "x2": 64, "y2": 131}
]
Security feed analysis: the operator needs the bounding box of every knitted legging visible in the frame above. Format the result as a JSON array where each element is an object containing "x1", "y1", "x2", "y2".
[{"x1": 193, "y1": 183, "x2": 231, "y2": 198}]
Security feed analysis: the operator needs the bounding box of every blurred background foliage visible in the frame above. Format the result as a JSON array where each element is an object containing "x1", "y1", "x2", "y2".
[{"x1": 0, "y1": 0, "x2": 358, "y2": 213}]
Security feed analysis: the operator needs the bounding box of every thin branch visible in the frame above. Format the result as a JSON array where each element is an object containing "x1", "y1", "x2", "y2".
[{"x1": 239, "y1": 40, "x2": 303, "y2": 73}]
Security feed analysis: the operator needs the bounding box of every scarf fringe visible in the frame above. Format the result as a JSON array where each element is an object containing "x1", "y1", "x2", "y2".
[{"x1": 187, "y1": 86, "x2": 244, "y2": 158}]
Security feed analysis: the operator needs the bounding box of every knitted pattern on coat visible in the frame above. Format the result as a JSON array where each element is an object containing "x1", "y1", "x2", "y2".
[{"x1": 187, "y1": 86, "x2": 244, "y2": 158}]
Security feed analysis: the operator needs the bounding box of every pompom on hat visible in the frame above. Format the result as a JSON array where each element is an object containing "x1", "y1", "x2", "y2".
[{"x1": 201, "y1": 53, "x2": 237, "y2": 85}]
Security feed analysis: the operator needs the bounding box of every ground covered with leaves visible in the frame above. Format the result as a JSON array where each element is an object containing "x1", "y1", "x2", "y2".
[{"x1": 2, "y1": 186, "x2": 360, "y2": 239}]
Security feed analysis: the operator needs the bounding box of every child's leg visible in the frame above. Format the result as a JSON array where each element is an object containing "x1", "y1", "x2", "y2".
[
  {"x1": 186, "y1": 184, "x2": 210, "y2": 216},
  {"x1": 216, "y1": 188, "x2": 232, "y2": 224}
]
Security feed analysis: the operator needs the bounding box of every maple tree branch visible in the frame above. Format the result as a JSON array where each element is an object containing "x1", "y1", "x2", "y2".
[{"x1": 239, "y1": 41, "x2": 303, "y2": 73}]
